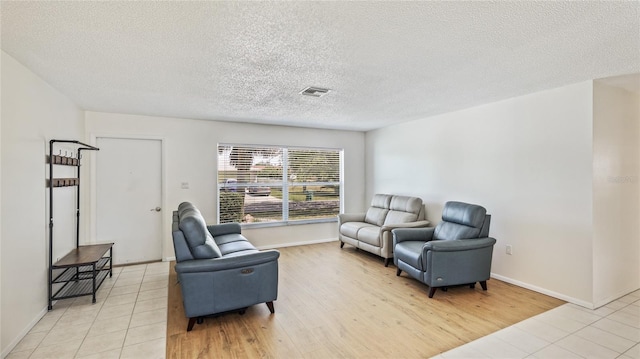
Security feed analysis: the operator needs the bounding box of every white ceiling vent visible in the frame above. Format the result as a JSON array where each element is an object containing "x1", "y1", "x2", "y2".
[{"x1": 300, "y1": 86, "x2": 331, "y2": 97}]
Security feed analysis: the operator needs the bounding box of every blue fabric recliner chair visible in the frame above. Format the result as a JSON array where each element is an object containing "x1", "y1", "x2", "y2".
[
  {"x1": 172, "y1": 202, "x2": 279, "y2": 331},
  {"x1": 393, "y1": 201, "x2": 496, "y2": 298}
]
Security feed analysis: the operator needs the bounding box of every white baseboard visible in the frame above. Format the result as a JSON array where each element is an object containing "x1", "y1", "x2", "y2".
[
  {"x1": 2, "y1": 306, "x2": 48, "y2": 358},
  {"x1": 490, "y1": 273, "x2": 595, "y2": 309},
  {"x1": 256, "y1": 237, "x2": 338, "y2": 250},
  {"x1": 593, "y1": 285, "x2": 640, "y2": 308}
]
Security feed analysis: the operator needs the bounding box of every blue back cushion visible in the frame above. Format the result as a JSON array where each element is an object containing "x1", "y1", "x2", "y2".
[
  {"x1": 178, "y1": 204, "x2": 222, "y2": 259},
  {"x1": 434, "y1": 201, "x2": 487, "y2": 241}
]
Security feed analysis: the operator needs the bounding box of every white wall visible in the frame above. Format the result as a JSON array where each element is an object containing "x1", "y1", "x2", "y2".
[
  {"x1": 1, "y1": 51, "x2": 85, "y2": 356},
  {"x1": 366, "y1": 81, "x2": 596, "y2": 305},
  {"x1": 0, "y1": 60, "x2": 364, "y2": 356},
  {"x1": 84, "y1": 112, "x2": 366, "y2": 259},
  {"x1": 592, "y1": 82, "x2": 640, "y2": 307}
]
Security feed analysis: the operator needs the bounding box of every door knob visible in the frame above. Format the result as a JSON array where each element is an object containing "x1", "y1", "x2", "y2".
[{"x1": 150, "y1": 207, "x2": 161, "y2": 212}]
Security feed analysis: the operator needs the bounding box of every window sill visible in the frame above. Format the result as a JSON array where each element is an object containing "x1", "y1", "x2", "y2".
[{"x1": 239, "y1": 217, "x2": 337, "y2": 229}]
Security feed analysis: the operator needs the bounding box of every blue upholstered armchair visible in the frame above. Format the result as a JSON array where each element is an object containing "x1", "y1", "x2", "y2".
[{"x1": 392, "y1": 201, "x2": 496, "y2": 298}]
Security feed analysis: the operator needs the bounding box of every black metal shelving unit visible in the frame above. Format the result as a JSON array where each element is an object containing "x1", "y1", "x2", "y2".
[{"x1": 48, "y1": 139, "x2": 113, "y2": 310}]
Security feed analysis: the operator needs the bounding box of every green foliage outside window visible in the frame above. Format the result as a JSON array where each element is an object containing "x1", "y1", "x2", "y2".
[{"x1": 219, "y1": 191, "x2": 245, "y2": 223}]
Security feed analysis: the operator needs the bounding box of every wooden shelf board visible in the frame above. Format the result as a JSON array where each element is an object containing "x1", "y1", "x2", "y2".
[{"x1": 53, "y1": 243, "x2": 114, "y2": 268}]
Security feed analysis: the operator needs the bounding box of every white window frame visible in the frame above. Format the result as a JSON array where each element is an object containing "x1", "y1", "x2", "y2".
[{"x1": 217, "y1": 143, "x2": 343, "y2": 228}]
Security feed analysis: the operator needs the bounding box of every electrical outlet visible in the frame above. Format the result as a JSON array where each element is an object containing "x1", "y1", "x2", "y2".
[{"x1": 506, "y1": 245, "x2": 513, "y2": 255}]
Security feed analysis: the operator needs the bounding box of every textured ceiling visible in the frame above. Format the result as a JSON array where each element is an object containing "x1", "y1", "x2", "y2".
[{"x1": 1, "y1": 1, "x2": 639, "y2": 131}]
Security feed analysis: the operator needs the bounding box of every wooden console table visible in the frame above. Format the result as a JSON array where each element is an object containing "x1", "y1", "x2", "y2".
[{"x1": 49, "y1": 243, "x2": 114, "y2": 309}]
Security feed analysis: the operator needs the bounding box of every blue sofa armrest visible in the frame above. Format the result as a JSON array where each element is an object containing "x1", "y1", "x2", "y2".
[
  {"x1": 207, "y1": 222, "x2": 242, "y2": 237},
  {"x1": 175, "y1": 250, "x2": 280, "y2": 319},
  {"x1": 424, "y1": 237, "x2": 496, "y2": 252},
  {"x1": 392, "y1": 227, "x2": 435, "y2": 245},
  {"x1": 422, "y1": 237, "x2": 496, "y2": 288},
  {"x1": 175, "y1": 250, "x2": 280, "y2": 273}
]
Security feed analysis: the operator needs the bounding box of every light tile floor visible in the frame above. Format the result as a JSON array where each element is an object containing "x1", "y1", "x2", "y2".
[
  {"x1": 8, "y1": 264, "x2": 640, "y2": 359},
  {"x1": 436, "y1": 289, "x2": 640, "y2": 359},
  {"x1": 8, "y1": 262, "x2": 169, "y2": 359}
]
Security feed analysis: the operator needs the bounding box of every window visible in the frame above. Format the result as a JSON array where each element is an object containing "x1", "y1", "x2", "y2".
[{"x1": 217, "y1": 144, "x2": 342, "y2": 225}]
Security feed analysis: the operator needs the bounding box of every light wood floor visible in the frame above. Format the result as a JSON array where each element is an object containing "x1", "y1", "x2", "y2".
[{"x1": 167, "y1": 241, "x2": 565, "y2": 358}]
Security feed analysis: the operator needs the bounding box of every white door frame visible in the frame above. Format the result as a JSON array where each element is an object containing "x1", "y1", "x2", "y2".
[{"x1": 87, "y1": 134, "x2": 168, "y2": 261}]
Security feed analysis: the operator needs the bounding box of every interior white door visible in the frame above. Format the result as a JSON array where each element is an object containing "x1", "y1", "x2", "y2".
[{"x1": 96, "y1": 137, "x2": 162, "y2": 265}]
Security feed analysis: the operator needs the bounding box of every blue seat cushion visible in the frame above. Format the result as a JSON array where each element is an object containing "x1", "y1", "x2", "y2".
[
  {"x1": 215, "y1": 233, "x2": 248, "y2": 246},
  {"x1": 219, "y1": 240, "x2": 259, "y2": 256}
]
